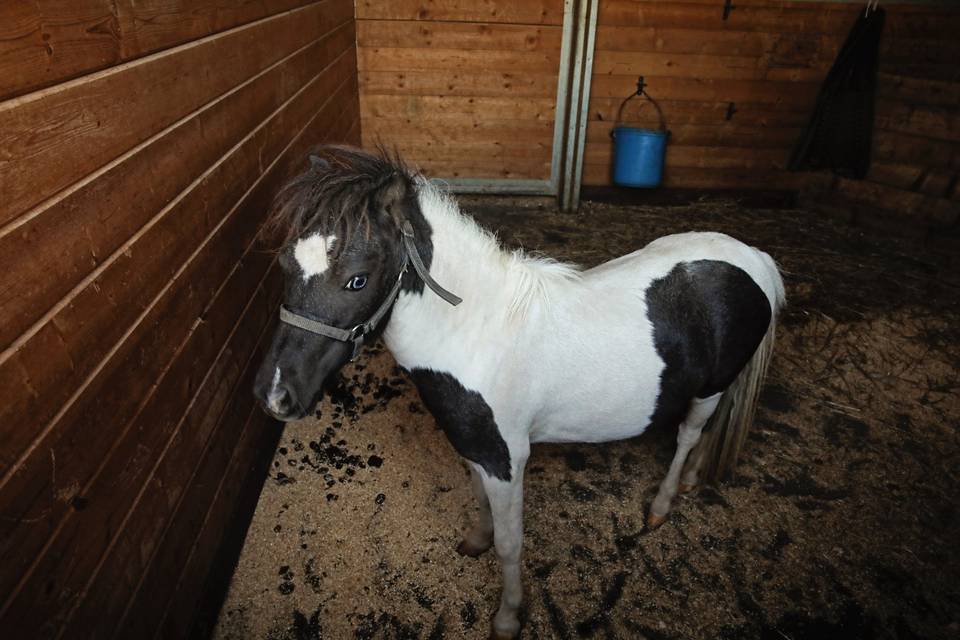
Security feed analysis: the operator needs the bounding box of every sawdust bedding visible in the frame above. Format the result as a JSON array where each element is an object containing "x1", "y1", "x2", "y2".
[{"x1": 213, "y1": 197, "x2": 959, "y2": 640}]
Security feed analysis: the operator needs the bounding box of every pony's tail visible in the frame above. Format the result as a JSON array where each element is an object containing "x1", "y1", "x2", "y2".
[{"x1": 696, "y1": 254, "x2": 784, "y2": 483}]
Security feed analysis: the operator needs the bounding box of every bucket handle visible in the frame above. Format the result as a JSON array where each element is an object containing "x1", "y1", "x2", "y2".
[{"x1": 612, "y1": 76, "x2": 667, "y2": 136}]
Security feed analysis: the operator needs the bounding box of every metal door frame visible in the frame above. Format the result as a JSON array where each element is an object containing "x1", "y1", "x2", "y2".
[{"x1": 428, "y1": 0, "x2": 597, "y2": 207}]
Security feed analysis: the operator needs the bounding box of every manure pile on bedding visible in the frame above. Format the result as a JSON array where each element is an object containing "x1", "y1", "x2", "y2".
[{"x1": 214, "y1": 197, "x2": 959, "y2": 640}]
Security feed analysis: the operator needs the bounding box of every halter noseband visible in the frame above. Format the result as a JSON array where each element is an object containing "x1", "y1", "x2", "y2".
[{"x1": 278, "y1": 220, "x2": 462, "y2": 360}]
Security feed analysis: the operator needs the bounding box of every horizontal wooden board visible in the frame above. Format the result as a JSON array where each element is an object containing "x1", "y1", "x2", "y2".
[
  {"x1": 597, "y1": 25, "x2": 769, "y2": 56},
  {"x1": 0, "y1": 1, "x2": 120, "y2": 101},
  {"x1": 0, "y1": 1, "x2": 320, "y2": 101},
  {"x1": 834, "y1": 177, "x2": 959, "y2": 227},
  {"x1": 156, "y1": 404, "x2": 277, "y2": 640},
  {"x1": 875, "y1": 100, "x2": 960, "y2": 144},
  {"x1": 117, "y1": 0, "x2": 316, "y2": 60},
  {"x1": 873, "y1": 130, "x2": 960, "y2": 171},
  {"x1": 362, "y1": 94, "x2": 556, "y2": 120},
  {"x1": 877, "y1": 73, "x2": 960, "y2": 108},
  {"x1": 0, "y1": 71, "x2": 358, "y2": 611},
  {"x1": 360, "y1": 70, "x2": 558, "y2": 98},
  {"x1": 0, "y1": 46, "x2": 354, "y2": 480},
  {"x1": 358, "y1": 19, "x2": 562, "y2": 51},
  {"x1": 588, "y1": 121, "x2": 802, "y2": 148},
  {"x1": 866, "y1": 161, "x2": 925, "y2": 192},
  {"x1": 0, "y1": 0, "x2": 353, "y2": 230},
  {"x1": 582, "y1": 163, "x2": 811, "y2": 189},
  {"x1": 590, "y1": 74, "x2": 819, "y2": 108},
  {"x1": 363, "y1": 117, "x2": 555, "y2": 144},
  {"x1": 594, "y1": 25, "x2": 838, "y2": 64},
  {"x1": 58, "y1": 259, "x2": 281, "y2": 640},
  {"x1": 57, "y1": 105, "x2": 355, "y2": 640},
  {"x1": 586, "y1": 142, "x2": 788, "y2": 169},
  {"x1": 364, "y1": 136, "x2": 552, "y2": 180},
  {"x1": 587, "y1": 97, "x2": 810, "y2": 127},
  {"x1": 120, "y1": 287, "x2": 281, "y2": 639},
  {"x1": 356, "y1": 0, "x2": 564, "y2": 25},
  {"x1": 595, "y1": 50, "x2": 760, "y2": 80},
  {"x1": 600, "y1": 2, "x2": 960, "y2": 37},
  {"x1": 360, "y1": 46, "x2": 560, "y2": 73},
  {"x1": 917, "y1": 169, "x2": 957, "y2": 200},
  {"x1": 0, "y1": 25, "x2": 354, "y2": 354},
  {"x1": 880, "y1": 36, "x2": 960, "y2": 70},
  {"x1": 598, "y1": 1, "x2": 860, "y2": 33},
  {"x1": 880, "y1": 60, "x2": 960, "y2": 84},
  {"x1": 593, "y1": 49, "x2": 829, "y2": 83}
]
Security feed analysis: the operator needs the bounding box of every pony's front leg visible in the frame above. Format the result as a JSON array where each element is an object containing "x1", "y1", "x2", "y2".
[
  {"x1": 479, "y1": 449, "x2": 529, "y2": 640},
  {"x1": 457, "y1": 466, "x2": 494, "y2": 557}
]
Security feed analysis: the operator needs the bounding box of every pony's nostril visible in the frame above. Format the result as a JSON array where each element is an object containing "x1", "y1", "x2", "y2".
[{"x1": 267, "y1": 385, "x2": 294, "y2": 415}]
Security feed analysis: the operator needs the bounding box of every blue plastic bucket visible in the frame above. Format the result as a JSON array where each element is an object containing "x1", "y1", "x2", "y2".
[{"x1": 612, "y1": 126, "x2": 668, "y2": 188}]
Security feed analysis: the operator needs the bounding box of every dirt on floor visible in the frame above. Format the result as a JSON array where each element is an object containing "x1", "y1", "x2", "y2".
[{"x1": 212, "y1": 196, "x2": 959, "y2": 640}]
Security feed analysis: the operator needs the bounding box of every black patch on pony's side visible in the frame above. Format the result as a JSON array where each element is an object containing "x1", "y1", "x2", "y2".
[
  {"x1": 407, "y1": 369, "x2": 512, "y2": 481},
  {"x1": 645, "y1": 259, "x2": 771, "y2": 431}
]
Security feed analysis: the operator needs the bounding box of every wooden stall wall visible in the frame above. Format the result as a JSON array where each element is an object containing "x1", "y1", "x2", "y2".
[
  {"x1": 356, "y1": 0, "x2": 565, "y2": 181},
  {"x1": 0, "y1": 2, "x2": 359, "y2": 638},
  {"x1": 582, "y1": 0, "x2": 959, "y2": 194},
  {"x1": 808, "y1": 5, "x2": 960, "y2": 232}
]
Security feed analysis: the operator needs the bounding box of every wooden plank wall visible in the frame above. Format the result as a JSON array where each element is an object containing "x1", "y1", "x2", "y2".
[
  {"x1": 0, "y1": 2, "x2": 360, "y2": 638},
  {"x1": 812, "y1": 5, "x2": 960, "y2": 231},
  {"x1": 583, "y1": 0, "x2": 960, "y2": 193},
  {"x1": 355, "y1": 0, "x2": 565, "y2": 181}
]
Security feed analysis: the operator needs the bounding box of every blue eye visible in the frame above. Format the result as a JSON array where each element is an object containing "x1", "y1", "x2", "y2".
[{"x1": 345, "y1": 274, "x2": 368, "y2": 290}]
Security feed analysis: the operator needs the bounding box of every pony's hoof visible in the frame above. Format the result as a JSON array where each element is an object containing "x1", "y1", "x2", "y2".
[
  {"x1": 456, "y1": 539, "x2": 491, "y2": 558},
  {"x1": 490, "y1": 631, "x2": 519, "y2": 640},
  {"x1": 678, "y1": 483, "x2": 697, "y2": 494},
  {"x1": 646, "y1": 512, "x2": 667, "y2": 530}
]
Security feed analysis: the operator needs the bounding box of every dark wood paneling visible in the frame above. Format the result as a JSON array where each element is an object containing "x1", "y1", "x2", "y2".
[
  {"x1": 588, "y1": 122, "x2": 803, "y2": 147},
  {"x1": 585, "y1": 1, "x2": 960, "y2": 190},
  {"x1": 61, "y1": 98, "x2": 358, "y2": 640},
  {"x1": 0, "y1": 1, "x2": 120, "y2": 101},
  {"x1": 356, "y1": 1, "x2": 563, "y2": 182},
  {"x1": 117, "y1": 0, "x2": 315, "y2": 59},
  {"x1": 590, "y1": 74, "x2": 819, "y2": 106},
  {"x1": 362, "y1": 94, "x2": 557, "y2": 120},
  {"x1": 158, "y1": 404, "x2": 278, "y2": 640},
  {"x1": 0, "y1": 1, "x2": 360, "y2": 636},
  {"x1": 0, "y1": 0, "x2": 352, "y2": 230},
  {"x1": 356, "y1": 0, "x2": 564, "y2": 25},
  {"x1": 0, "y1": 0, "x2": 319, "y2": 101},
  {"x1": 0, "y1": 21, "x2": 353, "y2": 354},
  {"x1": 358, "y1": 19, "x2": 561, "y2": 51},
  {"x1": 360, "y1": 69, "x2": 559, "y2": 98},
  {"x1": 0, "y1": 49, "x2": 354, "y2": 491},
  {"x1": 0, "y1": 63, "x2": 357, "y2": 620}
]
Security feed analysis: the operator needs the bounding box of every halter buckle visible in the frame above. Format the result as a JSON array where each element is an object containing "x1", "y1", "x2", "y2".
[{"x1": 348, "y1": 324, "x2": 366, "y2": 342}]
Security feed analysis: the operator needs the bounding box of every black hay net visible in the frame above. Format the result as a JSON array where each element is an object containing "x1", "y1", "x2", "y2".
[{"x1": 788, "y1": 7, "x2": 886, "y2": 180}]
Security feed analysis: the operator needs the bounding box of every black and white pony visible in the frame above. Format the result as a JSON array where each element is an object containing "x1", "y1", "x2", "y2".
[{"x1": 254, "y1": 147, "x2": 785, "y2": 639}]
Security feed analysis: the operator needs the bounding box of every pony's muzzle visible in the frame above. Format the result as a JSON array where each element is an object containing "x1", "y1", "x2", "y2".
[{"x1": 255, "y1": 374, "x2": 304, "y2": 422}]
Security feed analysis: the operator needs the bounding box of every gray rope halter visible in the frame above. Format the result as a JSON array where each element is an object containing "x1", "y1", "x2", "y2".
[{"x1": 278, "y1": 220, "x2": 462, "y2": 360}]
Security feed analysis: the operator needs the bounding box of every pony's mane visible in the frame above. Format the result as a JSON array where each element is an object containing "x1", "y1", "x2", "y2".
[
  {"x1": 416, "y1": 181, "x2": 582, "y2": 320},
  {"x1": 264, "y1": 145, "x2": 417, "y2": 255}
]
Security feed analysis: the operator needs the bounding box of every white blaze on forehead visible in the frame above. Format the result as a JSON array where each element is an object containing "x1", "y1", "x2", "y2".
[{"x1": 293, "y1": 233, "x2": 337, "y2": 280}]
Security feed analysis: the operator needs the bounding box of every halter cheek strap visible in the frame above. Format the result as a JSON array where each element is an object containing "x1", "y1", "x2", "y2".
[{"x1": 278, "y1": 219, "x2": 462, "y2": 360}]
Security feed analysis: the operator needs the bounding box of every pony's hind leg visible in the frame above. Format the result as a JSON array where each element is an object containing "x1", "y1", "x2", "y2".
[
  {"x1": 647, "y1": 393, "x2": 721, "y2": 530},
  {"x1": 679, "y1": 438, "x2": 708, "y2": 494},
  {"x1": 456, "y1": 466, "x2": 494, "y2": 557}
]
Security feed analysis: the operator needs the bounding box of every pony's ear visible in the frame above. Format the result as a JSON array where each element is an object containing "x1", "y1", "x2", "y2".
[
  {"x1": 375, "y1": 172, "x2": 410, "y2": 228},
  {"x1": 308, "y1": 154, "x2": 328, "y2": 171}
]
